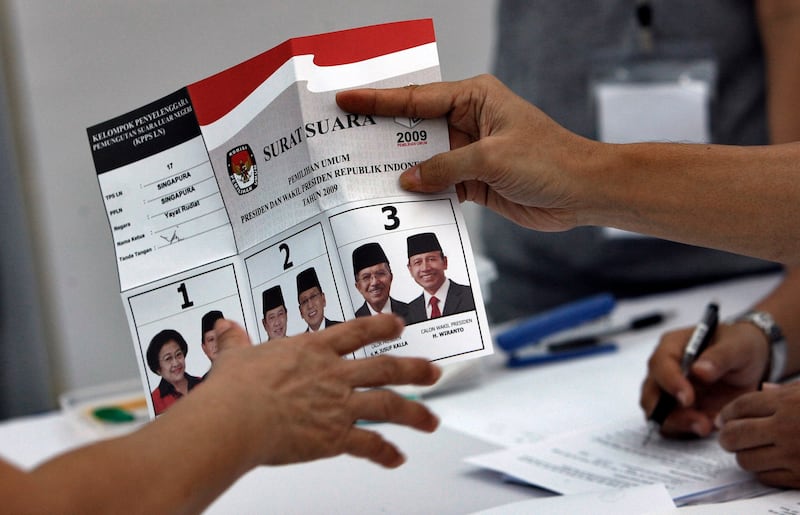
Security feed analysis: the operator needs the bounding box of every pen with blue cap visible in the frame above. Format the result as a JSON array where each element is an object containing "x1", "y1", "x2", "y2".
[
  {"x1": 496, "y1": 293, "x2": 616, "y2": 354},
  {"x1": 496, "y1": 293, "x2": 673, "y2": 368},
  {"x1": 498, "y1": 294, "x2": 617, "y2": 367},
  {"x1": 643, "y1": 301, "x2": 719, "y2": 446}
]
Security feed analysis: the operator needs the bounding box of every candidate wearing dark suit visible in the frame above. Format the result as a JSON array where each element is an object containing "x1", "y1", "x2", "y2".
[
  {"x1": 296, "y1": 267, "x2": 341, "y2": 332},
  {"x1": 406, "y1": 232, "x2": 475, "y2": 324},
  {"x1": 355, "y1": 298, "x2": 411, "y2": 320},
  {"x1": 352, "y1": 242, "x2": 412, "y2": 324},
  {"x1": 261, "y1": 285, "x2": 288, "y2": 341}
]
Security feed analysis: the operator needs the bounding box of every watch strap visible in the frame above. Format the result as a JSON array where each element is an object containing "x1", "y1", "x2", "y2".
[{"x1": 734, "y1": 310, "x2": 786, "y2": 383}]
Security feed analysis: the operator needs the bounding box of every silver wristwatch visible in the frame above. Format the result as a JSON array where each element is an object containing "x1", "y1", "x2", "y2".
[{"x1": 735, "y1": 310, "x2": 787, "y2": 383}]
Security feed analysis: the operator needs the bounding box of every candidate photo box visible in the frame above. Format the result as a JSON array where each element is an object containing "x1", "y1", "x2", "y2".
[
  {"x1": 125, "y1": 260, "x2": 251, "y2": 416},
  {"x1": 331, "y1": 198, "x2": 472, "y2": 311},
  {"x1": 243, "y1": 220, "x2": 346, "y2": 342},
  {"x1": 329, "y1": 197, "x2": 489, "y2": 362}
]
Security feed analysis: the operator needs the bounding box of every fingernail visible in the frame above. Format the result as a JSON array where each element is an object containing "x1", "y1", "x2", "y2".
[
  {"x1": 691, "y1": 422, "x2": 705, "y2": 436},
  {"x1": 214, "y1": 318, "x2": 232, "y2": 331},
  {"x1": 693, "y1": 359, "x2": 715, "y2": 375},
  {"x1": 714, "y1": 414, "x2": 723, "y2": 429},
  {"x1": 677, "y1": 390, "x2": 690, "y2": 407},
  {"x1": 399, "y1": 166, "x2": 421, "y2": 190}
]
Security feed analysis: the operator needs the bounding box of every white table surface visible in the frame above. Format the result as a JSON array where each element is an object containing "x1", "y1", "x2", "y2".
[{"x1": 0, "y1": 273, "x2": 782, "y2": 514}]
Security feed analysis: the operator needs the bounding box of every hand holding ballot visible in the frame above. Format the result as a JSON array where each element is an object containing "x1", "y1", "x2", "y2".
[
  {"x1": 336, "y1": 75, "x2": 800, "y2": 265},
  {"x1": 338, "y1": 75, "x2": 589, "y2": 235}
]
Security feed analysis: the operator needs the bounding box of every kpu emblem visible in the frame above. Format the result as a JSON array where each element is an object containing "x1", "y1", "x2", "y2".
[
  {"x1": 393, "y1": 116, "x2": 423, "y2": 129},
  {"x1": 226, "y1": 144, "x2": 258, "y2": 195}
]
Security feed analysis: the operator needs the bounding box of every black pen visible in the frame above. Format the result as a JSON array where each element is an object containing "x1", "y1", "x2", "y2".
[
  {"x1": 545, "y1": 310, "x2": 676, "y2": 353},
  {"x1": 642, "y1": 301, "x2": 719, "y2": 446}
]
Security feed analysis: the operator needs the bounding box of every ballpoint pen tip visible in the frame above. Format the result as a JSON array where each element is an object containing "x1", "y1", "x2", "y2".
[{"x1": 642, "y1": 424, "x2": 655, "y2": 447}]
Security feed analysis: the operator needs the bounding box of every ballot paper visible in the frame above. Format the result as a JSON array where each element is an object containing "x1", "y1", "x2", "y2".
[
  {"x1": 86, "y1": 20, "x2": 491, "y2": 418},
  {"x1": 466, "y1": 418, "x2": 774, "y2": 506}
]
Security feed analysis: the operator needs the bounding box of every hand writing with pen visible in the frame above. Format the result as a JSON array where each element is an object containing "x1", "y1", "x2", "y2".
[{"x1": 641, "y1": 316, "x2": 800, "y2": 488}]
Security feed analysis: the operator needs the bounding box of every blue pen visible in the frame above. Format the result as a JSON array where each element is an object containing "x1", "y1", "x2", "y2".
[{"x1": 495, "y1": 293, "x2": 616, "y2": 352}]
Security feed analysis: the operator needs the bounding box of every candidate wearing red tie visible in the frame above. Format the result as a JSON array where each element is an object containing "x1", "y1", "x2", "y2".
[{"x1": 405, "y1": 232, "x2": 475, "y2": 324}]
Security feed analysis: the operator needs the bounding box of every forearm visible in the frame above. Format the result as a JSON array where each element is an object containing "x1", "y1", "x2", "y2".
[
  {"x1": 584, "y1": 141, "x2": 800, "y2": 264},
  {"x1": 626, "y1": 0, "x2": 800, "y2": 250},
  {"x1": 23, "y1": 381, "x2": 260, "y2": 514}
]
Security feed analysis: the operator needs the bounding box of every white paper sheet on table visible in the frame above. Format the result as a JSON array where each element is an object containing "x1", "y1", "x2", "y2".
[
  {"x1": 426, "y1": 337, "x2": 651, "y2": 448},
  {"x1": 465, "y1": 417, "x2": 774, "y2": 505},
  {"x1": 668, "y1": 489, "x2": 800, "y2": 514},
  {"x1": 470, "y1": 483, "x2": 675, "y2": 515}
]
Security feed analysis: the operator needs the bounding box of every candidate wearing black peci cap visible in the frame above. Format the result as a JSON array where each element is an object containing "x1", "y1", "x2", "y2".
[
  {"x1": 261, "y1": 285, "x2": 288, "y2": 341},
  {"x1": 296, "y1": 267, "x2": 341, "y2": 332},
  {"x1": 406, "y1": 232, "x2": 475, "y2": 324},
  {"x1": 352, "y1": 242, "x2": 411, "y2": 324}
]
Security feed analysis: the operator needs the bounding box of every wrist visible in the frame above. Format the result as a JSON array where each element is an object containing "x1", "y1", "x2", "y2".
[
  {"x1": 732, "y1": 310, "x2": 787, "y2": 383},
  {"x1": 573, "y1": 139, "x2": 623, "y2": 227},
  {"x1": 584, "y1": 142, "x2": 677, "y2": 231}
]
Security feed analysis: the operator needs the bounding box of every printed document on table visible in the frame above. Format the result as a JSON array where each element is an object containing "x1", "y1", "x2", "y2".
[
  {"x1": 670, "y1": 489, "x2": 800, "y2": 514},
  {"x1": 471, "y1": 483, "x2": 675, "y2": 515},
  {"x1": 86, "y1": 19, "x2": 492, "y2": 419},
  {"x1": 466, "y1": 417, "x2": 773, "y2": 505}
]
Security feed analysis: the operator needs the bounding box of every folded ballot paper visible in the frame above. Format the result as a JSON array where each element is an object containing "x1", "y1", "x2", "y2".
[{"x1": 86, "y1": 20, "x2": 492, "y2": 419}]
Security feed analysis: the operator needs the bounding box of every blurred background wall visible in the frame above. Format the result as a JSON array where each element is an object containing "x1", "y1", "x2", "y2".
[{"x1": 0, "y1": 0, "x2": 497, "y2": 416}]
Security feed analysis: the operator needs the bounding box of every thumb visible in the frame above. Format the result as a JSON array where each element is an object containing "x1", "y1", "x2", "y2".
[
  {"x1": 399, "y1": 144, "x2": 486, "y2": 193},
  {"x1": 691, "y1": 342, "x2": 746, "y2": 383}
]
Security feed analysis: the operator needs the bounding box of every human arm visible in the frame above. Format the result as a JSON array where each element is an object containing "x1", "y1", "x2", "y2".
[
  {"x1": 336, "y1": 76, "x2": 800, "y2": 265},
  {"x1": 706, "y1": 4, "x2": 800, "y2": 480},
  {"x1": 0, "y1": 315, "x2": 440, "y2": 513},
  {"x1": 638, "y1": 0, "x2": 800, "y2": 443}
]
